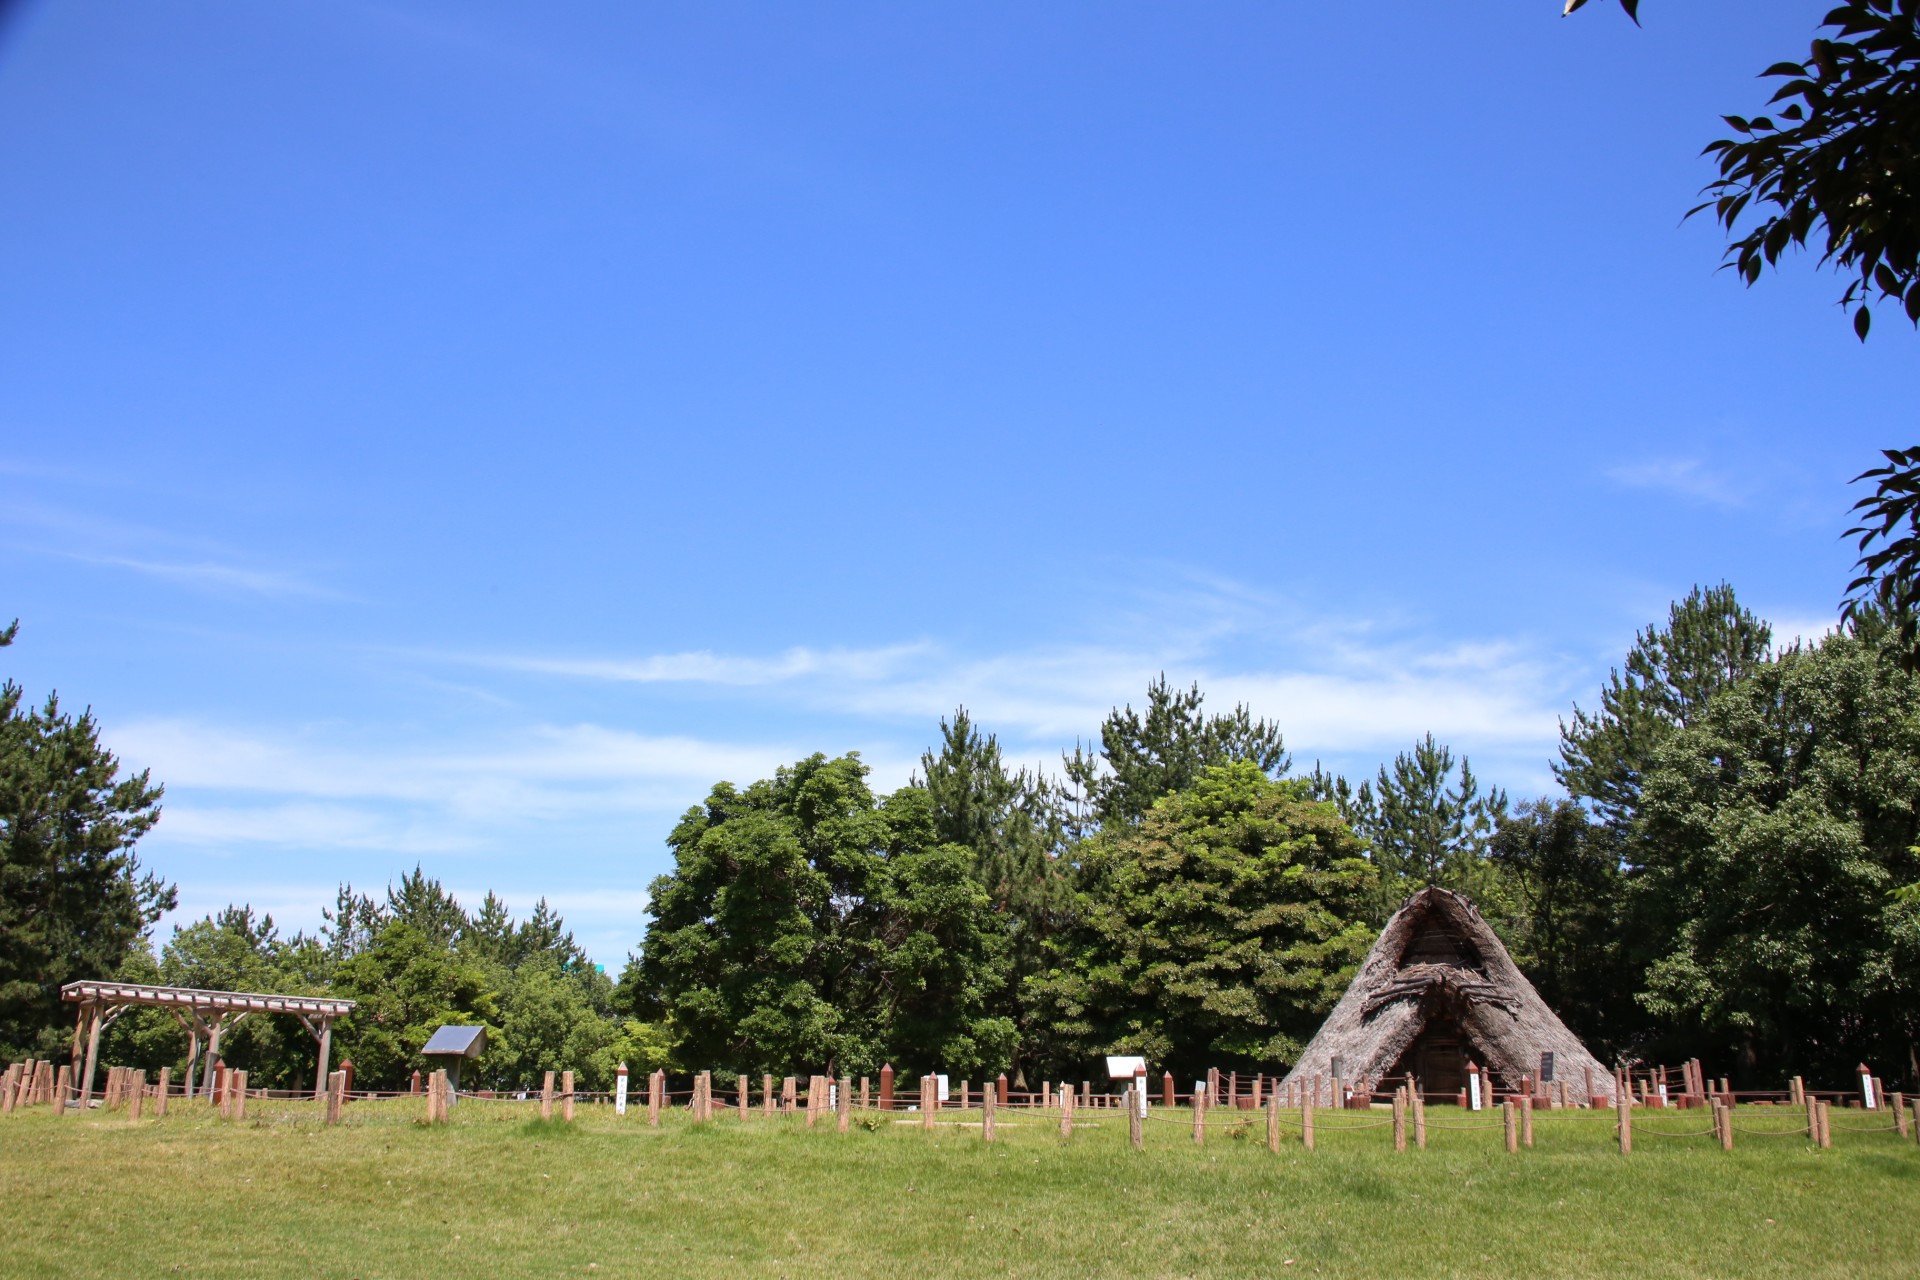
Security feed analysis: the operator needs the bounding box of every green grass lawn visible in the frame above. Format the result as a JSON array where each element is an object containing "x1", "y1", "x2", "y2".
[{"x1": 1, "y1": 1097, "x2": 1914, "y2": 1279}]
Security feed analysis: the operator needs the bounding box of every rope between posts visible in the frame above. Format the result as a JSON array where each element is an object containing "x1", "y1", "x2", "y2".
[
  {"x1": 1829, "y1": 1121, "x2": 1900, "y2": 1132},
  {"x1": 1731, "y1": 1125, "x2": 1814, "y2": 1136},
  {"x1": 1628, "y1": 1123, "x2": 1718, "y2": 1138}
]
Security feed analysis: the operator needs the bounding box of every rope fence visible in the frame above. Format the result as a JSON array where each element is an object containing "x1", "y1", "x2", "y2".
[{"x1": 6, "y1": 1055, "x2": 1917, "y2": 1162}]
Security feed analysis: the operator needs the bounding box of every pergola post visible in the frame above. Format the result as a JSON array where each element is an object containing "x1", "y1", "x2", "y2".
[
  {"x1": 314, "y1": 1018, "x2": 333, "y2": 1102},
  {"x1": 79, "y1": 1003, "x2": 104, "y2": 1105}
]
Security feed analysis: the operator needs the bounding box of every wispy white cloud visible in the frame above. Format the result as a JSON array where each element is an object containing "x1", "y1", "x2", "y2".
[
  {"x1": 66, "y1": 552, "x2": 343, "y2": 600},
  {"x1": 1604, "y1": 456, "x2": 1748, "y2": 508},
  {"x1": 459, "y1": 642, "x2": 934, "y2": 687}
]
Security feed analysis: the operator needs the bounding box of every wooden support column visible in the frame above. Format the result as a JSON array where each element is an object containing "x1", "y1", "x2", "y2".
[
  {"x1": 79, "y1": 1004, "x2": 106, "y2": 1105},
  {"x1": 313, "y1": 1018, "x2": 333, "y2": 1103}
]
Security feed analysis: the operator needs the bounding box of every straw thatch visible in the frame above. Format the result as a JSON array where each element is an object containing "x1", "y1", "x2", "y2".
[{"x1": 1280, "y1": 887, "x2": 1615, "y2": 1102}]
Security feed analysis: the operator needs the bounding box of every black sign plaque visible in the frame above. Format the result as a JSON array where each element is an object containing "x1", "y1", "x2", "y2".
[{"x1": 1539, "y1": 1051, "x2": 1556, "y2": 1083}]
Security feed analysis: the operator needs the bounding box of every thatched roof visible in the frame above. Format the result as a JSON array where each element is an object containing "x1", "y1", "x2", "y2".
[{"x1": 1280, "y1": 887, "x2": 1615, "y2": 1101}]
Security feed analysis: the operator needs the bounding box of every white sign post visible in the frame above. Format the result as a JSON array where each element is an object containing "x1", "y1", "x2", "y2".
[
  {"x1": 935, "y1": 1074, "x2": 949, "y2": 1103},
  {"x1": 614, "y1": 1064, "x2": 629, "y2": 1116},
  {"x1": 1467, "y1": 1065, "x2": 1483, "y2": 1112}
]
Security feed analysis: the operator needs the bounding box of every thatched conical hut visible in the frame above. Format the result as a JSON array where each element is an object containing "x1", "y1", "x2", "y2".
[{"x1": 1281, "y1": 887, "x2": 1614, "y2": 1104}]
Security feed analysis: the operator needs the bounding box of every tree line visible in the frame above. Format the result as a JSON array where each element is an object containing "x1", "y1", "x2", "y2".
[{"x1": 6, "y1": 591, "x2": 1914, "y2": 1094}]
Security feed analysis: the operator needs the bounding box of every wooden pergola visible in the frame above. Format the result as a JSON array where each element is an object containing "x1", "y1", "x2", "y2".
[{"x1": 61, "y1": 981, "x2": 356, "y2": 1105}]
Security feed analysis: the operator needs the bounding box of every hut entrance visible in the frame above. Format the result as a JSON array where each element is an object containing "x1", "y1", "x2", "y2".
[{"x1": 1390, "y1": 1025, "x2": 1469, "y2": 1096}]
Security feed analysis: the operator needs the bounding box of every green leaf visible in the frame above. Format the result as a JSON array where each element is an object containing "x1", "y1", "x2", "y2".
[{"x1": 1855, "y1": 304, "x2": 1872, "y2": 340}]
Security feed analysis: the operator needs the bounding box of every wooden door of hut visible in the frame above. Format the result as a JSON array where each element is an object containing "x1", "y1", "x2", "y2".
[{"x1": 1392, "y1": 1027, "x2": 1466, "y2": 1098}]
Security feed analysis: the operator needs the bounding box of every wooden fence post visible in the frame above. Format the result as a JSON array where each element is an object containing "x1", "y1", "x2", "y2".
[
  {"x1": 326, "y1": 1071, "x2": 343, "y2": 1126},
  {"x1": 1162, "y1": 1071, "x2": 1174, "y2": 1109},
  {"x1": 1301, "y1": 1093, "x2": 1314, "y2": 1152},
  {"x1": 647, "y1": 1070, "x2": 662, "y2": 1126},
  {"x1": 1804, "y1": 1093, "x2": 1818, "y2": 1141},
  {"x1": 1413, "y1": 1089, "x2": 1426, "y2": 1149},
  {"x1": 129, "y1": 1070, "x2": 146, "y2": 1121},
  {"x1": 762, "y1": 1073, "x2": 774, "y2": 1119},
  {"x1": 922, "y1": 1076, "x2": 936, "y2": 1131},
  {"x1": 153, "y1": 1066, "x2": 169, "y2": 1119},
  {"x1": 1503, "y1": 1100, "x2": 1517, "y2": 1153},
  {"x1": 1060, "y1": 1083, "x2": 1074, "y2": 1140},
  {"x1": 562, "y1": 1071, "x2": 576, "y2": 1123},
  {"x1": 879, "y1": 1063, "x2": 894, "y2": 1111},
  {"x1": 1267, "y1": 1089, "x2": 1281, "y2": 1153},
  {"x1": 234, "y1": 1070, "x2": 248, "y2": 1121},
  {"x1": 837, "y1": 1076, "x2": 851, "y2": 1132},
  {"x1": 1520, "y1": 1094, "x2": 1533, "y2": 1148},
  {"x1": 52, "y1": 1065, "x2": 70, "y2": 1117},
  {"x1": 782, "y1": 1076, "x2": 796, "y2": 1117},
  {"x1": 983, "y1": 1074, "x2": 997, "y2": 1143},
  {"x1": 1392, "y1": 1089, "x2": 1406, "y2": 1152},
  {"x1": 1192, "y1": 1079, "x2": 1206, "y2": 1146},
  {"x1": 1616, "y1": 1091, "x2": 1631, "y2": 1154},
  {"x1": 1893, "y1": 1092, "x2": 1909, "y2": 1139},
  {"x1": 1817, "y1": 1099, "x2": 1832, "y2": 1149},
  {"x1": 541, "y1": 1070, "x2": 555, "y2": 1122},
  {"x1": 739, "y1": 1073, "x2": 749, "y2": 1121},
  {"x1": 859, "y1": 1076, "x2": 869, "y2": 1111}
]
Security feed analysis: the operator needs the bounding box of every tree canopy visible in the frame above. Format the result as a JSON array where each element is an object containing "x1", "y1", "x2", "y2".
[{"x1": 0, "y1": 621, "x2": 175, "y2": 1061}]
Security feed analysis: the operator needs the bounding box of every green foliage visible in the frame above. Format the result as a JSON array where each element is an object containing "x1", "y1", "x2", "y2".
[
  {"x1": 1351, "y1": 734, "x2": 1507, "y2": 913},
  {"x1": 1029, "y1": 763, "x2": 1376, "y2": 1080},
  {"x1": 632, "y1": 753, "x2": 1013, "y2": 1079},
  {"x1": 1488, "y1": 800, "x2": 1636, "y2": 1057},
  {"x1": 1845, "y1": 446, "x2": 1920, "y2": 662},
  {"x1": 1632, "y1": 623, "x2": 1920, "y2": 1079},
  {"x1": 0, "y1": 621, "x2": 175, "y2": 1060},
  {"x1": 331, "y1": 921, "x2": 501, "y2": 1088},
  {"x1": 1060, "y1": 674, "x2": 1288, "y2": 831},
  {"x1": 1685, "y1": 1, "x2": 1920, "y2": 340},
  {"x1": 913, "y1": 708, "x2": 1069, "y2": 1075},
  {"x1": 1556, "y1": 583, "x2": 1773, "y2": 827}
]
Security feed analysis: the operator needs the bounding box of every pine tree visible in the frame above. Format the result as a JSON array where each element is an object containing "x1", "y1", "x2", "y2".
[
  {"x1": 1556, "y1": 583, "x2": 1772, "y2": 827},
  {"x1": 0, "y1": 621, "x2": 174, "y2": 1059},
  {"x1": 1060, "y1": 675, "x2": 1287, "y2": 831}
]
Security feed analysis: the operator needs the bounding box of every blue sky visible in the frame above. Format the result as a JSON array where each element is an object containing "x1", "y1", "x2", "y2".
[{"x1": 1, "y1": 1, "x2": 1908, "y2": 965}]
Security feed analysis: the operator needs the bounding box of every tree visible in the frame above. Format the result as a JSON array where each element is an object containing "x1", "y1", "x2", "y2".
[
  {"x1": 331, "y1": 920, "x2": 500, "y2": 1088},
  {"x1": 0, "y1": 621, "x2": 175, "y2": 1060},
  {"x1": 1488, "y1": 799, "x2": 1637, "y2": 1057},
  {"x1": 630, "y1": 753, "x2": 1013, "y2": 1079},
  {"x1": 914, "y1": 709, "x2": 1069, "y2": 1074},
  {"x1": 1556, "y1": 584, "x2": 1773, "y2": 827},
  {"x1": 1631, "y1": 619, "x2": 1920, "y2": 1082},
  {"x1": 1060, "y1": 675, "x2": 1288, "y2": 831},
  {"x1": 1341, "y1": 734, "x2": 1508, "y2": 915},
  {"x1": 1029, "y1": 763, "x2": 1376, "y2": 1080},
  {"x1": 385, "y1": 866, "x2": 467, "y2": 948}
]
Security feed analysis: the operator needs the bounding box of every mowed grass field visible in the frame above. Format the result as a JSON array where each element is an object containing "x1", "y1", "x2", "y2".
[{"x1": 1, "y1": 1097, "x2": 1915, "y2": 1279}]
